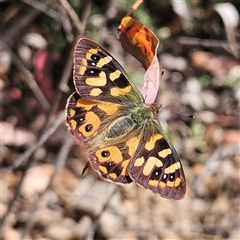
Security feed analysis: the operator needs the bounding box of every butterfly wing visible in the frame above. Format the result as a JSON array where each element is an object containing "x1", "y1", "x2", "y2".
[
  {"x1": 128, "y1": 119, "x2": 186, "y2": 200},
  {"x1": 73, "y1": 38, "x2": 143, "y2": 105},
  {"x1": 66, "y1": 92, "x2": 141, "y2": 184},
  {"x1": 66, "y1": 91, "x2": 125, "y2": 147}
]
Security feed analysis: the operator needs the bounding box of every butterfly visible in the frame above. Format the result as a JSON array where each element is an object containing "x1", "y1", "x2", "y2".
[{"x1": 65, "y1": 38, "x2": 186, "y2": 200}]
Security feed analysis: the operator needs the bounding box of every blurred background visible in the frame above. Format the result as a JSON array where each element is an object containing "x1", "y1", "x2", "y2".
[{"x1": 1, "y1": 1, "x2": 239, "y2": 239}]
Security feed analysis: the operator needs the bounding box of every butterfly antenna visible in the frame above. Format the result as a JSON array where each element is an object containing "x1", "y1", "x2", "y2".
[
  {"x1": 156, "y1": 71, "x2": 194, "y2": 118},
  {"x1": 158, "y1": 71, "x2": 194, "y2": 118},
  {"x1": 161, "y1": 106, "x2": 194, "y2": 119}
]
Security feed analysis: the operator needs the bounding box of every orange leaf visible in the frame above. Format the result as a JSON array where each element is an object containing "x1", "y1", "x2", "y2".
[{"x1": 118, "y1": 16, "x2": 160, "y2": 104}]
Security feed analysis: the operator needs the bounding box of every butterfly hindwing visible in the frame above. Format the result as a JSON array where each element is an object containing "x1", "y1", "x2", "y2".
[
  {"x1": 128, "y1": 120, "x2": 186, "y2": 200},
  {"x1": 88, "y1": 141, "x2": 136, "y2": 184},
  {"x1": 66, "y1": 92, "x2": 139, "y2": 184}
]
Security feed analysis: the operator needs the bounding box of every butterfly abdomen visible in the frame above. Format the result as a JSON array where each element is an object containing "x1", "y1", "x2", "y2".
[
  {"x1": 106, "y1": 104, "x2": 153, "y2": 139},
  {"x1": 107, "y1": 116, "x2": 134, "y2": 138}
]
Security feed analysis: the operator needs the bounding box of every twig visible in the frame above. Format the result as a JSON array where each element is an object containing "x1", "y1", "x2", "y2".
[
  {"x1": 0, "y1": 151, "x2": 33, "y2": 228},
  {"x1": 0, "y1": 3, "x2": 40, "y2": 41},
  {"x1": 159, "y1": 36, "x2": 240, "y2": 58},
  {"x1": 0, "y1": 111, "x2": 65, "y2": 227},
  {"x1": 22, "y1": 0, "x2": 61, "y2": 20},
  {"x1": 84, "y1": 186, "x2": 119, "y2": 240},
  {"x1": 56, "y1": 0, "x2": 84, "y2": 35},
  {"x1": 126, "y1": 0, "x2": 143, "y2": 16},
  {"x1": 194, "y1": 143, "x2": 240, "y2": 196},
  {"x1": 40, "y1": 0, "x2": 92, "y2": 133},
  {"x1": 21, "y1": 134, "x2": 73, "y2": 239},
  {"x1": 57, "y1": 3, "x2": 74, "y2": 42},
  {"x1": 178, "y1": 37, "x2": 239, "y2": 57},
  {"x1": 0, "y1": 40, "x2": 50, "y2": 111},
  {"x1": 79, "y1": 0, "x2": 92, "y2": 35},
  {"x1": 0, "y1": 111, "x2": 65, "y2": 178}
]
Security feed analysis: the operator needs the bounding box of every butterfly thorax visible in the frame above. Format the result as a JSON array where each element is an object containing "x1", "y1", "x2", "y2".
[{"x1": 131, "y1": 104, "x2": 153, "y2": 124}]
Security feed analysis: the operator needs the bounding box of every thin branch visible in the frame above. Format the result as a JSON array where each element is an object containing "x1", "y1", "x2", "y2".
[
  {"x1": 194, "y1": 143, "x2": 240, "y2": 197},
  {"x1": 21, "y1": 134, "x2": 74, "y2": 239},
  {"x1": 126, "y1": 0, "x2": 143, "y2": 16},
  {"x1": 0, "y1": 111, "x2": 65, "y2": 226},
  {"x1": 40, "y1": 0, "x2": 92, "y2": 133},
  {"x1": 84, "y1": 186, "x2": 119, "y2": 240},
  {"x1": 178, "y1": 37, "x2": 240, "y2": 57},
  {"x1": 56, "y1": 0, "x2": 83, "y2": 35},
  {"x1": 22, "y1": 0, "x2": 61, "y2": 20},
  {"x1": 159, "y1": 36, "x2": 240, "y2": 58},
  {"x1": 79, "y1": 0, "x2": 92, "y2": 36},
  {"x1": 0, "y1": 40, "x2": 50, "y2": 111},
  {"x1": 1, "y1": 4, "x2": 40, "y2": 41},
  {"x1": 0, "y1": 111, "x2": 65, "y2": 178},
  {"x1": 57, "y1": 3, "x2": 74, "y2": 42}
]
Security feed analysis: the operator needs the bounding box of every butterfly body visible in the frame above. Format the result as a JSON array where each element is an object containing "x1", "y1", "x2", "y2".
[{"x1": 66, "y1": 38, "x2": 186, "y2": 199}]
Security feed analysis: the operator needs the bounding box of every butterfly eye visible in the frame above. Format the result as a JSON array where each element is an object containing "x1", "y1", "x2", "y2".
[
  {"x1": 101, "y1": 151, "x2": 110, "y2": 157},
  {"x1": 85, "y1": 124, "x2": 93, "y2": 132},
  {"x1": 91, "y1": 54, "x2": 100, "y2": 61}
]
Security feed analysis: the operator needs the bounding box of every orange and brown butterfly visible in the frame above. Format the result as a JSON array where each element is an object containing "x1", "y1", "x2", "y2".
[{"x1": 65, "y1": 38, "x2": 186, "y2": 200}]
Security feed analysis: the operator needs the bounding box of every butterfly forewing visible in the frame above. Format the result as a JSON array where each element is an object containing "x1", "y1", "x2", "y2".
[{"x1": 74, "y1": 38, "x2": 143, "y2": 105}]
